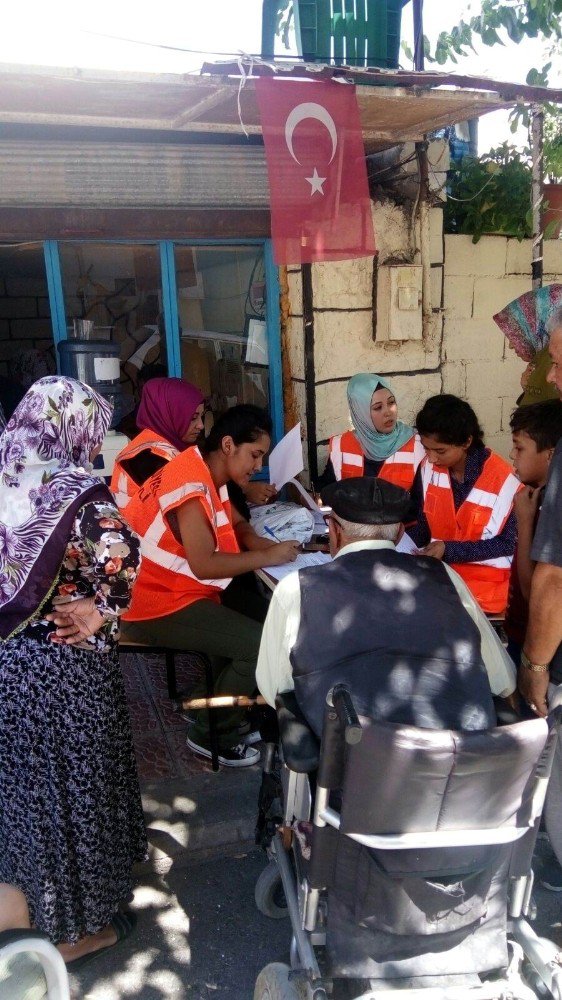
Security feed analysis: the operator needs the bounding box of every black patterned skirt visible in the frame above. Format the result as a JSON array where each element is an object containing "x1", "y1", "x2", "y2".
[{"x1": 0, "y1": 635, "x2": 147, "y2": 943}]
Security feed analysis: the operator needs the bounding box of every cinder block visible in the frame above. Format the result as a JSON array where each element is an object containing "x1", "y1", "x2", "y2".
[
  {"x1": 472, "y1": 276, "x2": 530, "y2": 319},
  {"x1": 543, "y1": 241, "x2": 562, "y2": 276},
  {"x1": 444, "y1": 235, "x2": 507, "y2": 278},
  {"x1": 314, "y1": 309, "x2": 440, "y2": 382},
  {"x1": 441, "y1": 360, "x2": 467, "y2": 398},
  {"x1": 373, "y1": 199, "x2": 412, "y2": 263},
  {"x1": 389, "y1": 372, "x2": 442, "y2": 426},
  {"x1": 284, "y1": 315, "x2": 305, "y2": 381},
  {"x1": 0, "y1": 297, "x2": 37, "y2": 319},
  {"x1": 10, "y1": 318, "x2": 52, "y2": 339},
  {"x1": 287, "y1": 269, "x2": 303, "y2": 317},
  {"x1": 0, "y1": 338, "x2": 32, "y2": 361},
  {"x1": 431, "y1": 266, "x2": 443, "y2": 308},
  {"x1": 37, "y1": 297, "x2": 52, "y2": 319},
  {"x1": 430, "y1": 208, "x2": 444, "y2": 264},
  {"x1": 505, "y1": 239, "x2": 532, "y2": 275},
  {"x1": 0, "y1": 319, "x2": 9, "y2": 338},
  {"x1": 312, "y1": 256, "x2": 373, "y2": 311},
  {"x1": 443, "y1": 318, "x2": 504, "y2": 363},
  {"x1": 443, "y1": 274, "x2": 474, "y2": 319},
  {"x1": 316, "y1": 380, "x2": 351, "y2": 442}
]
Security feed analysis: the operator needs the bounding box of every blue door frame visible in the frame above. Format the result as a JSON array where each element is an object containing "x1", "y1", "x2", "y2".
[{"x1": 43, "y1": 238, "x2": 284, "y2": 446}]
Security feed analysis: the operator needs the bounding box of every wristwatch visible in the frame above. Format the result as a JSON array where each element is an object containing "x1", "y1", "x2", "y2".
[{"x1": 521, "y1": 650, "x2": 550, "y2": 674}]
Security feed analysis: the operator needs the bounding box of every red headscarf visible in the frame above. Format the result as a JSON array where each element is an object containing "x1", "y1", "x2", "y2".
[{"x1": 136, "y1": 377, "x2": 205, "y2": 452}]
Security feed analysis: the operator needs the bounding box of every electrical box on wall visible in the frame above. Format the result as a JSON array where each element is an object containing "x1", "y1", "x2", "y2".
[{"x1": 388, "y1": 265, "x2": 423, "y2": 341}]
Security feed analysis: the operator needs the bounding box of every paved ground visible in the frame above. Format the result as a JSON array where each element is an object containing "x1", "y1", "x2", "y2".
[{"x1": 63, "y1": 651, "x2": 562, "y2": 999}]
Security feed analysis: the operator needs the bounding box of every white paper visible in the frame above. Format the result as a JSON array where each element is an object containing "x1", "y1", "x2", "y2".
[
  {"x1": 127, "y1": 329, "x2": 160, "y2": 370},
  {"x1": 245, "y1": 319, "x2": 269, "y2": 365},
  {"x1": 268, "y1": 424, "x2": 304, "y2": 489},
  {"x1": 265, "y1": 551, "x2": 331, "y2": 582},
  {"x1": 93, "y1": 356, "x2": 120, "y2": 382},
  {"x1": 396, "y1": 532, "x2": 418, "y2": 555}
]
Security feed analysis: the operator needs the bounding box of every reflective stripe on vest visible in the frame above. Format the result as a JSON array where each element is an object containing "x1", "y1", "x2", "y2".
[
  {"x1": 123, "y1": 447, "x2": 239, "y2": 621},
  {"x1": 419, "y1": 452, "x2": 520, "y2": 613},
  {"x1": 330, "y1": 429, "x2": 422, "y2": 489},
  {"x1": 110, "y1": 429, "x2": 179, "y2": 513}
]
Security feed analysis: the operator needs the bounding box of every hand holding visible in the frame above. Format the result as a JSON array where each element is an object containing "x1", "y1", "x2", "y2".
[
  {"x1": 418, "y1": 540, "x2": 446, "y2": 560},
  {"x1": 45, "y1": 596, "x2": 105, "y2": 645},
  {"x1": 514, "y1": 485, "x2": 540, "y2": 525},
  {"x1": 263, "y1": 540, "x2": 301, "y2": 567},
  {"x1": 244, "y1": 482, "x2": 277, "y2": 506}
]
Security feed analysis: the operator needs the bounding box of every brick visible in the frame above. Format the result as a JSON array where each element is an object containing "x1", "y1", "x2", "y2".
[
  {"x1": 0, "y1": 297, "x2": 37, "y2": 319},
  {"x1": 312, "y1": 255, "x2": 373, "y2": 310},
  {"x1": 543, "y1": 240, "x2": 562, "y2": 275},
  {"x1": 5, "y1": 278, "x2": 48, "y2": 298},
  {"x1": 316, "y1": 381, "x2": 350, "y2": 442},
  {"x1": 37, "y1": 297, "x2": 52, "y2": 318},
  {"x1": 314, "y1": 310, "x2": 439, "y2": 383},
  {"x1": 486, "y1": 432, "x2": 512, "y2": 461},
  {"x1": 505, "y1": 239, "x2": 531, "y2": 275},
  {"x1": 0, "y1": 338, "x2": 32, "y2": 361},
  {"x1": 443, "y1": 274, "x2": 474, "y2": 319},
  {"x1": 472, "y1": 276, "x2": 530, "y2": 318},
  {"x1": 444, "y1": 234, "x2": 507, "y2": 278},
  {"x1": 0, "y1": 319, "x2": 9, "y2": 338},
  {"x1": 443, "y1": 317, "x2": 504, "y2": 363},
  {"x1": 10, "y1": 318, "x2": 53, "y2": 339}
]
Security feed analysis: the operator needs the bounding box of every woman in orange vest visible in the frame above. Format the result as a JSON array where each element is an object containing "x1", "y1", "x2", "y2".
[
  {"x1": 120, "y1": 404, "x2": 300, "y2": 768},
  {"x1": 111, "y1": 377, "x2": 206, "y2": 512},
  {"x1": 320, "y1": 373, "x2": 424, "y2": 490},
  {"x1": 409, "y1": 394, "x2": 519, "y2": 615}
]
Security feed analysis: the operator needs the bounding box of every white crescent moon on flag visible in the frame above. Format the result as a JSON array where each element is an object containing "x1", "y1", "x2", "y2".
[{"x1": 284, "y1": 102, "x2": 338, "y2": 165}]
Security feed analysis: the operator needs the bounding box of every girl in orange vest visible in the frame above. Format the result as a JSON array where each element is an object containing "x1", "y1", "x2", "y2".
[
  {"x1": 111, "y1": 376, "x2": 277, "y2": 515},
  {"x1": 320, "y1": 373, "x2": 424, "y2": 491},
  {"x1": 409, "y1": 394, "x2": 519, "y2": 615},
  {"x1": 111, "y1": 377, "x2": 206, "y2": 512},
  {"x1": 120, "y1": 404, "x2": 300, "y2": 768}
]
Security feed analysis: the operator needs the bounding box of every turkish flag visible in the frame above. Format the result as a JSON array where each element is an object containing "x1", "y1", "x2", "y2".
[{"x1": 255, "y1": 78, "x2": 375, "y2": 265}]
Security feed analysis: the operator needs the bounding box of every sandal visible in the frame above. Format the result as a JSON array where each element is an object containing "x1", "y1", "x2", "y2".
[{"x1": 66, "y1": 911, "x2": 137, "y2": 971}]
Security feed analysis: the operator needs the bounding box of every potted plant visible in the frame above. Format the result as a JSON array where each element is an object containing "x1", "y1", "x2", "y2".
[
  {"x1": 542, "y1": 107, "x2": 562, "y2": 239},
  {"x1": 444, "y1": 144, "x2": 534, "y2": 243}
]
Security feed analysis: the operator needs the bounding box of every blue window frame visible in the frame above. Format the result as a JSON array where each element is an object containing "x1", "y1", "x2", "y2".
[{"x1": 44, "y1": 238, "x2": 284, "y2": 447}]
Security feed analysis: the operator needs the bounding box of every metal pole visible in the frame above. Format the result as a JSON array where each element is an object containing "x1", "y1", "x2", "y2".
[
  {"x1": 413, "y1": 0, "x2": 424, "y2": 72},
  {"x1": 531, "y1": 104, "x2": 544, "y2": 291}
]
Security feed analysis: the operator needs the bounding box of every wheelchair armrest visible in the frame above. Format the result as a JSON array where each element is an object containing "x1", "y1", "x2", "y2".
[{"x1": 275, "y1": 691, "x2": 320, "y2": 774}]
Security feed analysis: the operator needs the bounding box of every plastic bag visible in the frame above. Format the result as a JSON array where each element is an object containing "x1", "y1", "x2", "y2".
[{"x1": 250, "y1": 501, "x2": 315, "y2": 544}]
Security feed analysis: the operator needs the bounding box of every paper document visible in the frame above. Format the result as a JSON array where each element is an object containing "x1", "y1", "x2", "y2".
[
  {"x1": 396, "y1": 532, "x2": 418, "y2": 555},
  {"x1": 265, "y1": 551, "x2": 331, "y2": 583},
  {"x1": 268, "y1": 424, "x2": 304, "y2": 489}
]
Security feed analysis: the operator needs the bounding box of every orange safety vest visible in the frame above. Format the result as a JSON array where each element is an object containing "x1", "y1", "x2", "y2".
[
  {"x1": 419, "y1": 451, "x2": 520, "y2": 614},
  {"x1": 329, "y1": 429, "x2": 424, "y2": 490},
  {"x1": 110, "y1": 429, "x2": 179, "y2": 514},
  {"x1": 123, "y1": 445, "x2": 239, "y2": 621}
]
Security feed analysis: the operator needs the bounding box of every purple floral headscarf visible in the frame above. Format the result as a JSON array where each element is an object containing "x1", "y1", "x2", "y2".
[{"x1": 0, "y1": 376, "x2": 112, "y2": 637}]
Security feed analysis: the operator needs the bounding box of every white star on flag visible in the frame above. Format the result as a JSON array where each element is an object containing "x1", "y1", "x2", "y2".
[{"x1": 305, "y1": 167, "x2": 326, "y2": 196}]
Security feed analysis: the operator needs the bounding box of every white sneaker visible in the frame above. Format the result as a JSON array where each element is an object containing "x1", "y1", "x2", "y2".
[{"x1": 186, "y1": 737, "x2": 260, "y2": 768}]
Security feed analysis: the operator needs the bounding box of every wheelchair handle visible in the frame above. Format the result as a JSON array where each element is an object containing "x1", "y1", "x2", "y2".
[{"x1": 330, "y1": 684, "x2": 362, "y2": 745}]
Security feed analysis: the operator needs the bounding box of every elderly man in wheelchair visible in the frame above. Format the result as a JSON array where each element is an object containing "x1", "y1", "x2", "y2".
[{"x1": 253, "y1": 478, "x2": 562, "y2": 1000}]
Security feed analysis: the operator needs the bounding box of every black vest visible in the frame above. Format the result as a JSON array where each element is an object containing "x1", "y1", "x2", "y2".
[{"x1": 290, "y1": 548, "x2": 496, "y2": 737}]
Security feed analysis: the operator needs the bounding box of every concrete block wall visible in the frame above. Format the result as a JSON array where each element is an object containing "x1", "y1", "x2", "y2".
[
  {"x1": 0, "y1": 275, "x2": 54, "y2": 377},
  {"x1": 283, "y1": 198, "x2": 562, "y2": 482}
]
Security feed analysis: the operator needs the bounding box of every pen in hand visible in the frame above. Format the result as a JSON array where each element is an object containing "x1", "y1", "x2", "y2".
[{"x1": 263, "y1": 525, "x2": 279, "y2": 542}]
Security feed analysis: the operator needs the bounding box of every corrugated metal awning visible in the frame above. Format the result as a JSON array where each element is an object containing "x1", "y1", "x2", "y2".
[{"x1": 0, "y1": 141, "x2": 270, "y2": 209}]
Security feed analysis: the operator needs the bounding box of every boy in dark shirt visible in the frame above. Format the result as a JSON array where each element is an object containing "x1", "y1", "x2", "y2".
[{"x1": 505, "y1": 400, "x2": 562, "y2": 663}]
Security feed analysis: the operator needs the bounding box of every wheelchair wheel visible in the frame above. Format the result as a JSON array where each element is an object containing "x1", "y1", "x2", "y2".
[
  {"x1": 254, "y1": 963, "x2": 307, "y2": 999},
  {"x1": 255, "y1": 860, "x2": 289, "y2": 919}
]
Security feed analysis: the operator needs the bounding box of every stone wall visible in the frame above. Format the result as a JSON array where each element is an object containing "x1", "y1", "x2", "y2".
[
  {"x1": 0, "y1": 276, "x2": 54, "y2": 377},
  {"x1": 283, "y1": 201, "x2": 562, "y2": 482}
]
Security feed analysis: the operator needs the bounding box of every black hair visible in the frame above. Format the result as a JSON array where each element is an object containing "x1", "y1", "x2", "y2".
[
  {"x1": 137, "y1": 363, "x2": 168, "y2": 388},
  {"x1": 202, "y1": 404, "x2": 272, "y2": 454},
  {"x1": 416, "y1": 394, "x2": 485, "y2": 448},
  {"x1": 510, "y1": 399, "x2": 562, "y2": 452}
]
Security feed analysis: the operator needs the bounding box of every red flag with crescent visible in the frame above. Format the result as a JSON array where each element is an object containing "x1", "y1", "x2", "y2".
[{"x1": 255, "y1": 78, "x2": 375, "y2": 265}]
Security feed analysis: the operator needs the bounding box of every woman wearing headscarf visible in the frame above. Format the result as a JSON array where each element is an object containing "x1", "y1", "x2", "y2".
[
  {"x1": 319, "y1": 373, "x2": 424, "y2": 490},
  {"x1": 493, "y1": 284, "x2": 562, "y2": 407},
  {"x1": 111, "y1": 376, "x2": 206, "y2": 512},
  {"x1": 0, "y1": 376, "x2": 146, "y2": 966}
]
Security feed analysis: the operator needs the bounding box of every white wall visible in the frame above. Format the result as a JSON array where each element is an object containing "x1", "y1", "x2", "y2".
[{"x1": 283, "y1": 199, "x2": 562, "y2": 482}]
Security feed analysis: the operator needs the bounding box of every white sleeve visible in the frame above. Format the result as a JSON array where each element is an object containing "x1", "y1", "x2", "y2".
[
  {"x1": 443, "y1": 565, "x2": 517, "y2": 697},
  {"x1": 256, "y1": 573, "x2": 302, "y2": 707}
]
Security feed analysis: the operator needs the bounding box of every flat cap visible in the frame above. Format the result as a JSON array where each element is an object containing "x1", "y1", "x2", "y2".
[{"x1": 321, "y1": 477, "x2": 414, "y2": 525}]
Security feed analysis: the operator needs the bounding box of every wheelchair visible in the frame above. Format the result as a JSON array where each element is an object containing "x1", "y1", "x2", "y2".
[
  {"x1": 0, "y1": 928, "x2": 70, "y2": 1000},
  {"x1": 254, "y1": 684, "x2": 562, "y2": 1000}
]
